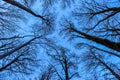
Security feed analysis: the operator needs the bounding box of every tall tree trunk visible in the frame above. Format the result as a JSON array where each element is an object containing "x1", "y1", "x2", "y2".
[
  {"x1": 64, "y1": 58, "x2": 69, "y2": 80},
  {"x1": 94, "y1": 55, "x2": 120, "y2": 79},
  {"x1": 71, "y1": 27, "x2": 120, "y2": 52}
]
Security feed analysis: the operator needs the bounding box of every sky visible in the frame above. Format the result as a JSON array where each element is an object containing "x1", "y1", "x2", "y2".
[{"x1": 0, "y1": 0, "x2": 120, "y2": 80}]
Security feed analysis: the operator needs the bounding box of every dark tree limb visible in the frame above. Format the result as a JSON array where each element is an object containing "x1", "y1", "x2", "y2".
[
  {"x1": 93, "y1": 54, "x2": 120, "y2": 79},
  {"x1": 0, "y1": 36, "x2": 42, "y2": 59},
  {"x1": 70, "y1": 27, "x2": 120, "y2": 52},
  {"x1": 3, "y1": 0, "x2": 45, "y2": 20}
]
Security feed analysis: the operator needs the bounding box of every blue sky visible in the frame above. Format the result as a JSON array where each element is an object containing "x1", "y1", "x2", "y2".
[{"x1": 0, "y1": 0, "x2": 120, "y2": 80}]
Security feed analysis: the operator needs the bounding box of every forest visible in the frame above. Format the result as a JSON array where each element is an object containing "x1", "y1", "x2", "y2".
[{"x1": 0, "y1": 0, "x2": 120, "y2": 80}]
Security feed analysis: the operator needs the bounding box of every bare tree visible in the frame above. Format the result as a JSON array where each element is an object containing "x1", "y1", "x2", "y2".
[
  {"x1": 0, "y1": 0, "x2": 77, "y2": 79},
  {"x1": 38, "y1": 65, "x2": 57, "y2": 80},
  {"x1": 81, "y1": 47, "x2": 120, "y2": 80},
  {"x1": 60, "y1": 0, "x2": 120, "y2": 80},
  {"x1": 68, "y1": 0, "x2": 120, "y2": 52},
  {"x1": 2, "y1": 0, "x2": 119, "y2": 80},
  {"x1": 46, "y1": 46, "x2": 80, "y2": 80},
  {"x1": 0, "y1": 41, "x2": 41, "y2": 79}
]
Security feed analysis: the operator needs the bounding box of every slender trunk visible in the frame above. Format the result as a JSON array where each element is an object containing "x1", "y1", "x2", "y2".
[
  {"x1": 95, "y1": 56, "x2": 120, "y2": 79},
  {"x1": 64, "y1": 58, "x2": 69, "y2": 80}
]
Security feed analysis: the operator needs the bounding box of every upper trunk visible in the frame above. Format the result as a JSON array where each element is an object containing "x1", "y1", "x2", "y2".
[{"x1": 72, "y1": 28, "x2": 120, "y2": 52}]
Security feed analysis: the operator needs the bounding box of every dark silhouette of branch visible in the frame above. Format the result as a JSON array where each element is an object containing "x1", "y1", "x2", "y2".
[
  {"x1": 93, "y1": 9, "x2": 120, "y2": 28},
  {"x1": 0, "y1": 35, "x2": 34, "y2": 40},
  {"x1": 82, "y1": 48, "x2": 120, "y2": 79},
  {"x1": 93, "y1": 53, "x2": 120, "y2": 79},
  {"x1": 0, "y1": 36, "x2": 42, "y2": 59},
  {"x1": 0, "y1": 54, "x2": 22, "y2": 71},
  {"x1": 69, "y1": 27, "x2": 120, "y2": 52},
  {"x1": 76, "y1": 43, "x2": 120, "y2": 58},
  {"x1": 3, "y1": 0, "x2": 45, "y2": 20}
]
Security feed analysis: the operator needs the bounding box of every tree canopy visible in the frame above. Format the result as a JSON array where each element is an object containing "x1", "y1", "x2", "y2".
[{"x1": 0, "y1": 0, "x2": 120, "y2": 80}]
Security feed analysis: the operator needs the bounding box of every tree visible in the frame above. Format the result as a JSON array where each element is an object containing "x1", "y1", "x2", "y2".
[
  {"x1": 81, "y1": 47, "x2": 120, "y2": 80},
  {"x1": 0, "y1": 0, "x2": 49, "y2": 78},
  {"x1": 39, "y1": 65, "x2": 56, "y2": 80},
  {"x1": 0, "y1": 37, "x2": 42, "y2": 79},
  {"x1": 66, "y1": 0, "x2": 120, "y2": 52},
  {"x1": 0, "y1": 0, "x2": 76, "y2": 79},
  {"x1": 46, "y1": 46, "x2": 80, "y2": 80},
  {"x1": 1, "y1": 0, "x2": 119, "y2": 80},
  {"x1": 62, "y1": 0, "x2": 120, "y2": 79}
]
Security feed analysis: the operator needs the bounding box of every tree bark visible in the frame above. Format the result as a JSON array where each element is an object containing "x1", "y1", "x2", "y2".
[{"x1": 71, "y1": 27, "x2": 120, "y2": 52}]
